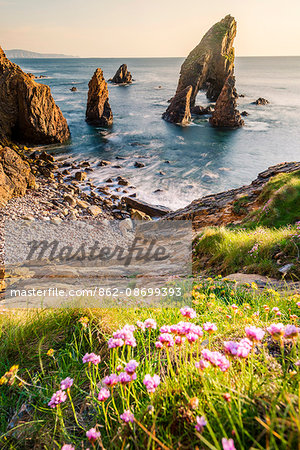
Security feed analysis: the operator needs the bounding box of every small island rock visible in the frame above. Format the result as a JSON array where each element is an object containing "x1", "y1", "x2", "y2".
[
  {"x1": 110, "y1": 64, "x2": 132, "y2": 84},
  {"x1": 86, "y1": 68, "x2": 113, "y2": 127}
]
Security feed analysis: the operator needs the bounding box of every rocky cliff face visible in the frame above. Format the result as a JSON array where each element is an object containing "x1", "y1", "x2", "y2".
[
  {"x1": 0, "y1": 146, "x2": 36, "y2": 207},
  {"x1": 163, "y1": 15, "x2": 237, "y2": 124},
  {"x1": 209, "y1": 74, "x2": 244, "y2": 128},
  {"x1": 110, "y1": 64, "x2": 132, "y2": 84},
  {"x1": 162, "y1": 86, "x2": 192, "y2": 125},
  {"x1": 86, "y1": 69, "x2": 113, "y2": 127},
  {"x1": 0, "y1": 46, "x2": 70, "y2": 145},
  {"x1": 164, "y1": 162, "x2": 300, "y2": 231}
]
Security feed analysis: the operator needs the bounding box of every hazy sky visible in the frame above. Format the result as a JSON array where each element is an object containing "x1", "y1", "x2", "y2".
[{"x1": 1, "y1": 0, "x2": 300, "y2": 57}]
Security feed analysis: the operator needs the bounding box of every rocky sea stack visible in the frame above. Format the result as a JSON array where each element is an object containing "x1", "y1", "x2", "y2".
[
  {"x1": 86, "y1": 69, "x2": 113, "y2": 127},
  {"x1": 110, "y1": 64, "x2": 132, "y2": 84},
  {"x1": 210, "y1": 74, "x2": 244, "y2": 128},
  {"x1": 162, "y1": 86, "x2": 192, "y2": 125},
  {"x1": 163, "y1": 15, "x2": 237, "y2": 125},
  {"x1": 0, "y1": 46, "x2": 70, "y2": 145}
]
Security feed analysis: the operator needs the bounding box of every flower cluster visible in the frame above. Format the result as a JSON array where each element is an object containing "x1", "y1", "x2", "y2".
[
  {"x1": 48, "y1": 390, "x2": 67, "y2": 408},
  {"x1": 82, "y1": 352, "x2": 101, "y2": 365},
  {"x1": 143, "y1": 374, "x2": 160, "y2": 393},
  {"x1": 200, "y1": 349, "x2": 230, "y2": 372},
  {"x1": 180, "y1": 306, "x2": 197, "y2": 319},
  {"x1": 108, "y1": 324, "x2": 137, "y2": 348},
  {"x1": 224, "y1": 338, "x2": 253, "y2": 358}
]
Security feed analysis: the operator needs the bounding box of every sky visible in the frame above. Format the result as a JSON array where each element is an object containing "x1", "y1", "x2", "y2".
[{"x1": 0, "y1": 0, "x2": 300, "y2": 57}]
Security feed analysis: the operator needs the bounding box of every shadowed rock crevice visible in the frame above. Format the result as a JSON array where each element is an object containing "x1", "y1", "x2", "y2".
[
  {"x1": 162, "y1": 86, "x2": 192, "y2": 125},
  {"x1": 86, "y1": 69, "x2": 113, "y2": 127},
  {"x1": 0, "y1": 46, "x2": 70, "y2": 145}
]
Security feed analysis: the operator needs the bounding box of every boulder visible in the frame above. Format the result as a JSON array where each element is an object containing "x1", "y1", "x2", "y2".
[
  {"x1": 209, "y1": 74, "x2": 244, "y2": 128},
  {"x1": 0, "y1": 46, "x2": 70, "y2": 145},
  {"x1": 109, "y1": 64, "x2": 133, "y2": 84},
  {"x1": 253, "y1": 97, "x2": 269, "y2": 105},
  {"x1": 74, "y1": 171, "x2": 87, "y2": 182},
  {"x1": 0, "y1": 146, "x2": 36, "y2": 207},
  {"x1": 86, "y1": 68, "x2": 113, "y2": 127},
  {"x1": 124, "y1": 196, "x2": 171, "y2": 218},
  {"x1": 70, "y1": 86, "x2": 77, "y2": 92},
  {"x1": 163, "y1": 15, "x2": 237, "y2": 126},
  {"x1": 162, "y1": 85, "x2": 192, "y2": 125}
]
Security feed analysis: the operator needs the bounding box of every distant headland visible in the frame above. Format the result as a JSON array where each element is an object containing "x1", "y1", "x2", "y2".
[{"x1": 4, "y1": 49, "x2": 77, "y2": 59}]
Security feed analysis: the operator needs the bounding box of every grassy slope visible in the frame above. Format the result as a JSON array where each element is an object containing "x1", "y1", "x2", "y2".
[
  {"x1": 194, "y1": 171, "x2": 300, "y2": 279},
  {"x1": 0, "y1": 279, "x2": 299, "y2": 449}
]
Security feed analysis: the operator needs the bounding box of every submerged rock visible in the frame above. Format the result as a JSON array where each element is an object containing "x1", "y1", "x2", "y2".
[
  {"x1": 110, "y1": 64, "x2": 132, "y2": 84},
  {"x1": 86, "y1": 68, "x2": 113, "y2": 127},
  {"x1": 0, "y1": 46, "x2": 70, "y2": 145},
  {"x1": 163, "y1": 15, "x2": 237, "y2": 125},
  {"x1": 209, "y1": 74, "x2": 244, "y2": 128},
  {"x1": 0, "y1": 146, "x2": 36, "y2": 207},
  {"x1": 253, "y1": 97, "x2": 269, "y2": 105},
  {"x1": 162, "y1": 85, "x2": 192, "y2": 125},
  {"x1": 70, "y1": 86, "x2": 77, "y2": 92}
]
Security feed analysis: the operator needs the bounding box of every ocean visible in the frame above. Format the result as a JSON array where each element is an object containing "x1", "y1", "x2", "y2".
[{"x1": 12, "y1": 56, "x2": 300, "y2": 210}]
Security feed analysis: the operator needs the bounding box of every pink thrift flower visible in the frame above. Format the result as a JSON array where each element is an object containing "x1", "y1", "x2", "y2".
[
  {"x1": 125, "y1": 359, "x2": 139, "y2": 375},
  {"x1": 222, "y1": 438, "x2": 236, "y2": 450},
  {"x1": 103, "y1": 373, "x2": 119, "y2": 387},
  {"x1": 60, "y1": 377, "x2": 73, "y2": 391},
  {"x1": 284, "y1": 324, "x2": 299, "y2": 339},
  {"x1": 136, "y1": 320, "x2": 146, "y2": 331},
  {"x1": 98, "y1": 388, "x2": 110, "y2": 402},
  {"x1": 86, "y1": 428, "x2": 100, "y2": 443},
  {"x1": 195, "y1": 359, "x2": 210, "y2": 370},
  {"x1": 82, "y1": 352, "x2": 101, "y2": 365},
  {"x1": 201, "y1": 349, "x2": 230, "y2": 372},
  {"x1": 48, "y1": 390, "x2": 67, "y2": 408},
  {"x1": 160, "y1": 325, "x2": 172, "y2": 333},
  {"x1": 224, "y1": 341, "x2": 239, "y2": 356},
  {"x1": 159, "y1": 333, "x2": 174, "y2": 347},
  {"x1": 297, "y1": 302, "x2": 300, "y2": 308},
  {"x1": 61, "y1": 445, "x2": 75, "y2": 450},
  {"x1": 118, "y1": 372, "x2": 133, "y2": 384},
  {"x1": 175, "y1": 335, "x2": 185, "y2": 345},
  {"x1": 144, "y1": 318, "x2": 157, "y2": 329},
  {"x1": 155, "y1": 341, "x2": 163, "y2": 349},
  {"x1": 236, "y1": 338, "x2": 252, "y2": 358},
  {"x1": 120, "y1": 409, "x2": 134, "y2": 423},
  {"x1": 203, "y1": 322, "x2": 217, "y2": 333},
  {"x1": 272, "y1": 307, "x2": 280, "y2": 313},
  {"x1": 116, "y1": 364, "x2": 123, "y2": 372},
  {"x1": 245, "y1": 326, "x2": 265, "y2": 342},
  {"x1": 143, "y1": 374, "x2": 161, "y2": 393},
  {"x1": 180, "y1": 306, "x2": 197, "y2": 319},
  {"x1": 195, "y1": 415, "x2": 207, "y2": 433},
  {"x1": 267, "y1": 323, "x2": 285, "y2": 339},
  {"x1": 108, "y1": 338, "x2": 124, "y2": 349},
  {"x1": 186, "y1": 332, "x2": 199, "y2": 344}
]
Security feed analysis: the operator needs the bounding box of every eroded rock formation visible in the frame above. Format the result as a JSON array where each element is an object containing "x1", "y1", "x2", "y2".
[
  {"x1": 0, "y1": 146, "x2": 36, "y2": 207},
  {"x1": 163, "y1": 15, "x2": 237, "y2": 124},
  {"x1": 110, "y1": 64, "x2": 132, "y2": 84},
  {"x1": 164, "y1": 162, "x2": 300, "y2": 231},
  {"x1": 209, "y1": 74, "x2": 244, "y2": 128},
  {"x1": 0, "y1": 46, "x2": 70, "y2": 145},
  {"x1": 162, "y1": 86, "x2": 192, "y2": 125},
  {"x1": 86, "y1": 69, "x2": 113, "y2": 127}
]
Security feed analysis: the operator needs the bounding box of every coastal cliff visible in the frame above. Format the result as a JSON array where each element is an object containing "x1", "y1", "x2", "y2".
[
  {"x1": 86, "y1": 69, "x2": 113, "y2": 126},
  {"x1": 165, "y1": 161, "x2": 300, "y2": 231},
  {"x1": 0, "y1": 46, "x2": 70, "y2": 145}
]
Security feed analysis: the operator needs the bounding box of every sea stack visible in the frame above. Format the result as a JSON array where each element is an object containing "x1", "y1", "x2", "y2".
[
  {"x1": 86, "y1": 68, "x2": 113, "y2": 127},
  {"x1": 163, "y1": 15, "x2": 237, "y2": 124},
  {"x1": 0, "y1": 46, "x2": 70, "y2": 145},
  {"x1": 162, "y1": 86, "x2": 192, "y2": 125},
  {"x1": 110, "y1": 64, "x2": 132, "y2": 84},
  {"x1": 209, "y1": 74, "x2": 244, "y2": 128}
]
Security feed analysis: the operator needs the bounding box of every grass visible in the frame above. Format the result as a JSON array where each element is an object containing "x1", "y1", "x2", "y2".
[{"x1": 0, "y1": 278, "x2": 299, "y2": 449}]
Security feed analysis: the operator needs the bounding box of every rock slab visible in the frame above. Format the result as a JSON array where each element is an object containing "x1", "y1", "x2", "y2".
[{"x1": 162, "y1": 86, "x2": 192, "y2": 125}]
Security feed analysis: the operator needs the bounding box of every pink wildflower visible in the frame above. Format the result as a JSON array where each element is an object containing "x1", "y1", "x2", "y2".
[
  {"x1": 98, "y1": 388, "x2": 110, "y2": 402},
  {"x1": 48, "y1": 390, "x2": 67, "y2": 408},
  {"x1": 201, "y1": 349, "x2": 230, "y2": 372},
  {"x1": 195, "y1": 415, "x2": 207, "y2": 433},
  {"x1": 222, "y1": 438, "x2": 236, "y2": 450},
  {"x1": 120, "y1": 410, "x2": 134, "y2": 423},
  {"x1": 108, "y1": 338, "x2": 124, "y2": 349},
  {"x1": 103, "y1": 373, "x2": 119, "y2": 387},
  {"x1": 284, "y1": 324, "x2": 299, "y2": 339},
  {"x1": 136, "y1": 320, "x2": 146, "y2": 331},
  {"x1": 155, "y1": 341, "x2": 163, "y2": 349},
  {"x1": 118, "y1": 372, "x2": 133, "y2": 384},
  {"x1": 267, "y1": 323, "x2": 285, "y2": 339},
  {"x1": 175, "y1": 335, "x2": 185, "y2": 345},
  {"x1": 160, "y1": 325, "x2": 172, "y2": 333},
  {"x1": 86, "y1": 428, "x2": 100, "y2": 443},
  {"x1": 125, "y1": 359, "x2": 139, "y2": 375},
  {"x1": 180, "y1": 306, "x2": 197, "y2": 319},
  {"x1": 159, "y1": 333, "x2": 174, "y2": 347},
  {"x1": 143, "y1": 374, "x2": 161, "y2": 393},
  {"x1": 144, "y1": 318, "x2": 157, "y2": 329},
  {"x1": 245, "y1": 326, "x2": 265, "y2": 342},
  {"x1": 186, "y1": 332, "x2": 199, "y2": 344},
  {"x1": 203, "y1": 322, "x2": 217, "y2": 333},
  {"x1": 236, "y1": 338, "x2": 252, "y2": 358},
  {"x1": 82, "y1": 352, "x2": 101, "y2": 365},
  {"x1": 60, "y1": 377, "x2": 73, "y2": 391},
  {"x1": 61, "y1": 445, "x2": 75, "y2": 450},
  {"x1": 195, "y1": 359, "x2": 210, "y2": 370}
]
